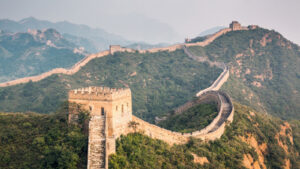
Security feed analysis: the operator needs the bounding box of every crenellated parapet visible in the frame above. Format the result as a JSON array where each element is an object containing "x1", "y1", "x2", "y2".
[{"x1": 69, "y1": 86, "x2": 131, "y2": 101}]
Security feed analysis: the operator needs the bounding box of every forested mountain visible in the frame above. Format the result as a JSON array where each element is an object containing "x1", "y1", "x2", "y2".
[
  {"x1": 109, "y1": 103, "x2": 300, "y2": 169},
  {"x1": 0, "y1": 29, "x2": 85, "y2": 82},
  {"x1": 0, "y1": 104, "x2": 89, "y2": 169},
  {"x1": 0, "y1": 17, "x2": 131, "y2": 52},
  {"x1": 187, "y1": 28, "x2": 300, "y2": 119},
  {"x1": 0, "y1": 49, "x2": 221, "y2": 122},
  {"x1": 0, "y1": 25, "x2": 299, "y2": 169},
  {"x1": 0, "y1": 27, "x2": 298, "y2": 120}
]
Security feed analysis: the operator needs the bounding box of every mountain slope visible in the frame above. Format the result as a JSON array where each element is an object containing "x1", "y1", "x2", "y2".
[
  {"x1": 187, "y1": 28, "x2": 300, "y2": 119},
  {"x1": 109, "y1": 103, "x2": 300, "y2": 169},
  {"x1": 0, "y1": 26, "x2": 298, "y2": 121},
  {"x1": 0, "y1": 50, "x2": 221, "y2": 122},
  {"x1": 1, "y1": 102, "x2": 299, "y2": 168},
  {"x1": 0, "y1": 29, "x2": 85, "y2": 82},
  {"x1": 0, "y1": 17, "x2": 130, "y2": 51},
  {"x1": 0, "y1": 105, "x2": 88, "y2": 169}
]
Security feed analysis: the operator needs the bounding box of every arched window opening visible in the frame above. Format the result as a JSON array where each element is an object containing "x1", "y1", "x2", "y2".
[
  {"x1": 122, "y1": 104, "x2": 124, "y2": 113},
  {"x1": 116, "y1": 106, "x2": 118, "y2": 111},
  {"x1": 89, "y1": 106, "x2": 92, "y2": 111}
]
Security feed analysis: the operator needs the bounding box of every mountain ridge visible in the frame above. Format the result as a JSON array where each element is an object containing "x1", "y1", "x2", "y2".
[
  {"x1": 0, "y1": 28, "x2": 85, "y2": 83},
  {"x1": 0, "y1": 17, "x2": 131, "y2": 51},
  {"x1": 0, "y1": 21, "x2": 298, "y2": 122},
  {"x1": 0, "y1": 23, "x2": 239, "y2": 87}
]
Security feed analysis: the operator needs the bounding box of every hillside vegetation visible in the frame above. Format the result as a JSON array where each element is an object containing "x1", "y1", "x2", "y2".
[
  {"x1": 187, "y1": 28, "x2": 300, "y2": 119},
  {"x1": 158, "y1": 103, "x2": 218, "y2": 133},
  {"x1": 0, "y1": 29, "x2": 85, "y2": 82},
  {"x1": 0, "y1": 50, "x2": 221, "y2": 122},
  {"x1": 109, "y1": 103, "x2": 300, "y2": 169},
  {"x1": 0, "y1": 102, "x2": 299, "y2": 169},
  {"x1": 0, "y1": 103, "x2": 88, "y2": 169}
]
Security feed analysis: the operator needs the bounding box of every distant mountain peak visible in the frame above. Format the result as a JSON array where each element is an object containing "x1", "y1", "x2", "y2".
[
  {"x1": 19, "y1": 16, "x2": 38, "y2": 24},
  {"x1": 27, "y1": 28, "x2": 62, "y2": 42},
  {"x1": 0, "y1": 17, "x2": 132, "y2": 52}
]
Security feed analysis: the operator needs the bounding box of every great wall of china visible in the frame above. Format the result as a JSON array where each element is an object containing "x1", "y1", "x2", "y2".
[
  {"x1": 2, "y1": 21, "x2": 256, "y2": 169},
  {"x1": 129, "y1": 46, "x2": 233, "y2": 145},
  {"x1": 68, "y1": 47, "x2": 234, "y2": 168},
  {"x1": 0, "y1": 21, "x2": 257, "y2": 88}
]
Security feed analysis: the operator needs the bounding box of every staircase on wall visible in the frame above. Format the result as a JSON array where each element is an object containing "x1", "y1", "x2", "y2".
[
  {"x1": 88, "y1": 115, "x2": 106, "y2": 169},
  {"x1": 209, "y1": 93, "x2": 232, "y2": 132}
]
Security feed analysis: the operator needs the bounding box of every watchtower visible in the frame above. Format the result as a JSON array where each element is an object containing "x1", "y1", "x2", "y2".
[
  {"x1": 109, "y1": 45, "x2": 122, "y2": 55},
  {"x1": 68, "y1": 86, "x2": 132, "y2": 169},
  {"x1": 229, "y1": 21, "x2": 242, "y2": 30}
]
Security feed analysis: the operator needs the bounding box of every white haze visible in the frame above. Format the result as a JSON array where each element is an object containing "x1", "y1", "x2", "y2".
[{"x1": 0, "y1": 0, "x2": 299, "y2": 45}]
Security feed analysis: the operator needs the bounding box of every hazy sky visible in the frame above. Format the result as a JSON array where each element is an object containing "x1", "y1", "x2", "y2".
[{"x1": 0, "y1": 0, "x2": 299, "y2": 44}]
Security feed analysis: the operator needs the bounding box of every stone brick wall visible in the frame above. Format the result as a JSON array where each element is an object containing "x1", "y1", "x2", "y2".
[
  {"x1": 129, "y1": 91, "x2": 234, "y2": 144},
  {"x1": 0, "y1": 50, "x2": 109, "y2": 87},
  {"x1": 0, "y1": 21, "x2": 254, "y2": 88},
  {"x1": 109, "y1": 45, "x2": 136, "y2": 55}
]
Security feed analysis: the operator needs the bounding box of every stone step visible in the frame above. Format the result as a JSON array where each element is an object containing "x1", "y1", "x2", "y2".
[{"x1": 88, "y1": 115, "x2": 106, "y2": 169}]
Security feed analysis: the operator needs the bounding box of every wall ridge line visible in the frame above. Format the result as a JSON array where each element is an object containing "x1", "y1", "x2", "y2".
[{"x1": 0, "y1": 22, "x2": 253, "y2": 87}]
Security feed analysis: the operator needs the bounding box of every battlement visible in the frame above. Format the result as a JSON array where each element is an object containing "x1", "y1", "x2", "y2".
[{"x1": 69, "y1": 86, "x2": 131, "y2": 101}]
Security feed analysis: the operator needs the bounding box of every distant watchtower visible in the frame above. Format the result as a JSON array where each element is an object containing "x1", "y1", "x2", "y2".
[
  {"x1": 109, "y1": 45, "x2": 122, "y2": 55},
  {"x1": 229, "y1": 21, "x2": 242, "y2": 30},
  {"x1": 68, "y1": 86, "x2": 132, "y2": 169}
]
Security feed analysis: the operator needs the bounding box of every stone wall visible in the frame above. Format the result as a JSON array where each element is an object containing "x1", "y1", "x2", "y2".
[
  {"x1": 128, "y1": 91, "x2": 234, "y2": 145},
  {"x1": 0, "y1": 50, "x2": 109, "y2": 87},
  {"x1": 185, "y1": 28, "x2": 232, "y2": 47},
  {"x1": 109, "y1": 45, "x2": 136, "y2": 55},
  {"x1": 196, "y1": 66, "x2": 229, "y2": 97},
  {"x1": 68, "y1": 63, "x2": 234, "y2": 167},
  {"x1": 125, "y1": 46, "x2": 234, "y2": 145},
  {"x1": 0, "y1": 21, "x2": 254, "y2": 88}
]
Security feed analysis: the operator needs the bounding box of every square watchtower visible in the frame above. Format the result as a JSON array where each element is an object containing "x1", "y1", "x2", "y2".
[
  {"x1": 229, "y1": 21, "x2": 242, "y2": 30},
  {"x1": 68, "y1": 86, "x2": 132, "y2": 139},
  {"x1": 69, "y1": 86, "x2": 132, "y2": 169}
]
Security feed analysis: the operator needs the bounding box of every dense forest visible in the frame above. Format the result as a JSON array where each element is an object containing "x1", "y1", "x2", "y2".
[{"x1": 0, "y1": 103, "x2": 88, "y2": 169}]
